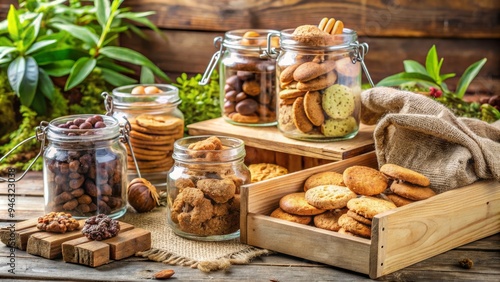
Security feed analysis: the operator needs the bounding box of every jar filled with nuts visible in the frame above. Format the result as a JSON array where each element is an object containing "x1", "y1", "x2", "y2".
[
  {"x1": 201, "y1": 29, "x2": 279, "y2": 126},
  {"x1": 270, "y1": 25, "x2": 372, "y2": 141},
  {"x1": 108, "y1": 84, "x2": 184, "y2": 189},
  {"x1": 43, "y1": 114, "x2": 127, "y2": 219},
  {"x1": 166, "y1": 135, "x2": 250, "y2": 241}
]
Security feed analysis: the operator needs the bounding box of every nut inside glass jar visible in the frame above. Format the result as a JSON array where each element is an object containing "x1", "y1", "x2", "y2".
[
  {"x1": 276, "y1": 28, "x2": 363, "y2": 142},
  {"x1": 43, "y1": 115, "x2": 127, "y2": 219}
]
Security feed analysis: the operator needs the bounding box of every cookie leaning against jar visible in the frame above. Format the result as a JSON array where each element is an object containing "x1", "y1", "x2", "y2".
[
  {"x1": 276, "y1": 18, "x2": 363, "y2": 141},
  {"x1": 126, "y1": 85, "x2": 184, "y2": 174}
]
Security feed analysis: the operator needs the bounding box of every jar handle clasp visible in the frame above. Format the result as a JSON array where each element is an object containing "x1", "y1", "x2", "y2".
[
  {"x1": 119, "y1": 118, "x2": 142, "y2": 179},
  {"x1": 262, "y1": 32, "x2": 280, "y2": 59},
  {"x1": 199, "y1": 36, "x2": 224, "y2": 86},
  {"x1": 0, "y1": 121, "x2": 48, "y2": 182},
  {"x1": 351, "y1": 41, "x2": 375, "y2": 87}
]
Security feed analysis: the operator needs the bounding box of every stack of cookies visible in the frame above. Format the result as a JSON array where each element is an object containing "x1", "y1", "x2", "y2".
[
  {"x1": 380, "y1": 164, "x2": 435, "y2": 207},
  {"x1": 127, "y1": 114, "x2": 184, "y2": 174},
  {"x1": 270, "y1": 164, "x2": 435, "y2": 238}
]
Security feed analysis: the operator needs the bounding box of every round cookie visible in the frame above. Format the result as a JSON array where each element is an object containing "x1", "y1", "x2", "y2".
[
  {"x1": 303, "y1": 91, "x2": 325, "y2": 126},
  {"x1": 390, "y1": 181, "x2": 436, "y2": 201},
  {"x1": 338, "y1": 214, "x2": 371, "y2": 238},
  {"x1": 230, "y1": 112, "x2": 260, "y2": 123},
  {"x1": 386, "y1": 193, "x2": 415, "y2": 207},
  {"x1": 313, "y1": 208, "x2": 348, "y2": 231},
  {"x1": 321, "y1": 116, "x2": 358, "y2": 137},
  {"x1": 136, "y1": 114, "x2": 183, "y2": 130},
  {"x1": 249, "y1": 163, "x2": 288, "y2": 183},
  {"x1": 270, "y1": 207, "x2": 312, "y2": 225},
  {"x1": 380, "y1": 164, "x2": 430, "y2": 187},
  {"x1": 322, "y1": 84, "x2": 355, "y2": 119},
  {"x1": 278, "y1": 104, "x2": 295, "y2": 131},
  {"x1": 346, "y1": 210, "x2": 372, "y2": 226},
  {"x1": 304, "y1": 171, "x2": 345, "y2": 191},
  {"x1": 347, "y1": 196, "x2": 397, "y2": 219},
  {"x1": 279, "y1": 192, "x2": 326, "y2": 216},
  {"x1": 292, "y1": 97, "x2": 314, "y2": 133},
  {"x1": 305, "y1": 185, "x2": 357, "y2": 210},
  {"x1": 297, "y1": 71, "x2": 337, "y2": 91},
  {"x1": 343, "y1": 165, "x2": 388, "y2": 196},
  {"x1": 338, "y1": 227, "x2": 355, "y2": 236},
  {"x1": 293, "y1": 60, "x2": 336, "y2": 82},
  {"x1": 280, "y1": 63, "x2": 301, "y2": 84},
  {"x1": 335, "y1": 57, "x2": 361, "y2": 78},
  {"x1": 279, "y1": 89, "x2": 306, "y2": 99}
]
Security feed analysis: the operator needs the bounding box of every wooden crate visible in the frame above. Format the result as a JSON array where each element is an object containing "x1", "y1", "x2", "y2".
[
  {"x1": 187, "y1": 118, "x2": 375, "y2": 172},
  {"x1": 240, "y1": 151, "x2": 500, "y2": 279}
]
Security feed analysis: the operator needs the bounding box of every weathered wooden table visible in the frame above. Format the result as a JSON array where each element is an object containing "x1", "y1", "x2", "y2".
[{"x1": 0, "y1": 172, "x2": 499, "y2": 281}]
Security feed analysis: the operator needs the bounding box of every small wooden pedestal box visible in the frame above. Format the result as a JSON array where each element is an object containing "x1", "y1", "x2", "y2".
[
  {"x1": 240, "y1": 152, "x2": 500, "y2": 279},
  {"x1": 188, "y1": 118, "x2": 376, "y2": 172}
]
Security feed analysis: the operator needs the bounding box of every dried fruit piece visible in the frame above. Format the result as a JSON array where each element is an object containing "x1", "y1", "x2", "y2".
[
  {"x1": 82, "y1": 214, "x2": 120, "y2": 240},
  {"x1": 154, "y1": 269, "x2": 175, "y2": 279},
  {"x1": 37, "y1": 212, "x2": 80, "y2": 233}
]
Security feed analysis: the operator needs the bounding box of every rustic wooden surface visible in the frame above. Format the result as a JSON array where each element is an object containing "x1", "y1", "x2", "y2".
[
  {"x1": 188, "y1": 117, "x2": 376, "y2": 161},
  {"x1": 0, "y1": 172, "x2": 499, "y2": 281},
  {"x1": 0, "y1": 0, "x2": 498, "y2": 93}
]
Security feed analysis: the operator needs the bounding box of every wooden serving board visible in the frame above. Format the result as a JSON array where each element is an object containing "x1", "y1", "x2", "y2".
[
  {"x1": 0, "y1": 219, "x2": 151, "y2": 267},
  {"x1": 187, "y1": 118, "x2": 375, "y2": 161}
]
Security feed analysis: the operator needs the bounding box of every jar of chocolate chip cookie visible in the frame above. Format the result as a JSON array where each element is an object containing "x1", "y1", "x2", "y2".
[
  {"x1": 42, "y1": 114, "x2": 128, "y2": 219},
  {"x1": 106, "y1": 84, "x2": 184, "y2": 189},
  {"x1": 200, "y1": 29, "x2": 279, "y2": 126},
  {"x1": 166, "y1": 135, "x2": 250, "y2": 241},
  {"x1": 268, "y1": 26, "x2": 373, "y2": 141}
]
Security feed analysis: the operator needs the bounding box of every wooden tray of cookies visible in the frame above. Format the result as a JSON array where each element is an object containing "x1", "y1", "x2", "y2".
[
  {"x1": 240, "y1": 151, "x2": 500, "y2": 279},
  {"x1": 187, "y1": 117, "x2": 375, "y2": 172}
]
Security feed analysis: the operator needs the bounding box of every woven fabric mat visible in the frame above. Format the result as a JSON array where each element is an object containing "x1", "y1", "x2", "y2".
[{"x1": 120, "y1": 206, "x2": 272, "y2": 272}]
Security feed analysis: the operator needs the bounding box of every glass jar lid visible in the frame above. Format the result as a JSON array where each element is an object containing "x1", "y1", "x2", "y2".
[
  {"x1": 222, "y1": 29, "x2": 279, "y2": 51},
  {"x1": 111, "y1": 84, "x2": 180, "y2": 110}
]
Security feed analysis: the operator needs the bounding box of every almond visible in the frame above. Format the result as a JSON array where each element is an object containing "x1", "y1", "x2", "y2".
[{"x1": 154, "y1": 269, "x2": 175, "y2": 279}]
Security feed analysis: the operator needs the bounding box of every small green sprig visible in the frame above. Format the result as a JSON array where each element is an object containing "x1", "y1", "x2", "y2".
[
  {"x1": 377, "y1": 45, "x2": 499, "y2": 122},
  {"x1": 174, "y1": 71, "x2": 221, "y2": 134}
]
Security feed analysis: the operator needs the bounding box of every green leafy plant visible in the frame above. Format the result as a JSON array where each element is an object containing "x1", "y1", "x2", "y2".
[
  {"x1": 377, "y1": 45, "x2": 499, "y2": 122},
  {"x1": 0, "y1": 0, "x2": 169, "y2": 115},
  {"x1": 174, "y1": 71, "x2": 221, "y2": 134}
]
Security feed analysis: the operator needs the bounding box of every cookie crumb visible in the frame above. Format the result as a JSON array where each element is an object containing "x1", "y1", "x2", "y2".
[{"x1": 458, "y1": 258, "x2": 474, "y2": 269}]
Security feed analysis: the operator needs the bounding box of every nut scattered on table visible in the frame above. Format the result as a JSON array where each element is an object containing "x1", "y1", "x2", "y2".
[
  {"x1": 82, "y1": 214, "x2": 120, "y2": 240},
  {"x1": 36, "y1": 212, "x2": 80, "y2": 233},
  {"x1": 127, "y1": 178, "x2": 160, "y2": 213},
  {"x1": 153, "y1": 269, "x2": 175, "y2": 279}
]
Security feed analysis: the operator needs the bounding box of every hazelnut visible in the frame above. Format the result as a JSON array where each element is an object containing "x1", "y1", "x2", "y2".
[{"x1": 127, "y1": 178, "x2": 159, "y2": 213}]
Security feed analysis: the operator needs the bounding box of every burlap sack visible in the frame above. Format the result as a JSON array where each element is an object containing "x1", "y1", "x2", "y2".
[{"x1": 361, "y1": 87, "x2": 500, "y2": 193}]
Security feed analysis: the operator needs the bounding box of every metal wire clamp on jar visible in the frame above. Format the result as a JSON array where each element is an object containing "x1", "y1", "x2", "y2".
[
  {"x1": 265, "y1": 28, "x2": 374, "y2": 142},
  {"x1": 166, "y1": 135, "x2": 250, "y2": 241},
  {"x1": 0, "y1": 114, "x2": 134, "y2": 219},
  {"x1": 200, "y1": 29, "x2": 279, "y2": 126}
]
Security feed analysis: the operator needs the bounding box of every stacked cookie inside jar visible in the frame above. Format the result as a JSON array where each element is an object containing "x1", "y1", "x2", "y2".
[
  {"x1": 275, "y1": 24, "x2": 363, "y2": 141},
  {"x1": 109, "y1": 84, "x2": 184, "y2": 187}
]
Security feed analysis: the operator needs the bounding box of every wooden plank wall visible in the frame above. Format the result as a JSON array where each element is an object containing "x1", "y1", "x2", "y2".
[{"x1": 1, "y1": 0, "x2": 498, "y2": 94}]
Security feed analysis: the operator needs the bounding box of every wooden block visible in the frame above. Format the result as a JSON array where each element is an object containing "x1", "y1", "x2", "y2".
[
  {"x1": 76, "y1": 241, "x2": 110, "y2": 267},
  {"x1": 0, "y1": 219, "x2": 40, "y2": 250},
  {"x1": 105, "y1": 228, "x2": 151, "y2": 260},
  {"x1": 27, "y1": 219, "x2": 86, "y2": 259},
  {"x1": 62, "y1": 222, "x2": 135, "y2": 264}
]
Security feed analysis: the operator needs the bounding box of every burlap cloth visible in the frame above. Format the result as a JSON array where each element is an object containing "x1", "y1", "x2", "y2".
[
  {"x1": 361, "y1": 87, "x2": 500, "y2": 193},
  {"x1": 120, "y1": 205, "x2": 272, "y2": 272}
]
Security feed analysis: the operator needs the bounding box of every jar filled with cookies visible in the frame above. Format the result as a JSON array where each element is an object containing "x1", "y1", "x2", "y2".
[
  {"x1": 106, "y1": 84, "x2": 184, "y2": 189},
  {"x1": 200, "y1": 29, "x2": 279, "y2": 126},
  {"x1": 42, "y1": 114, "x2": 128, "y2": 219},
  {"x1": 166, "y1": 135, "x2": 250, "y2": 241},
  {"x1": 269, "y1": 20, "x2": 373, "y2": 141}
]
